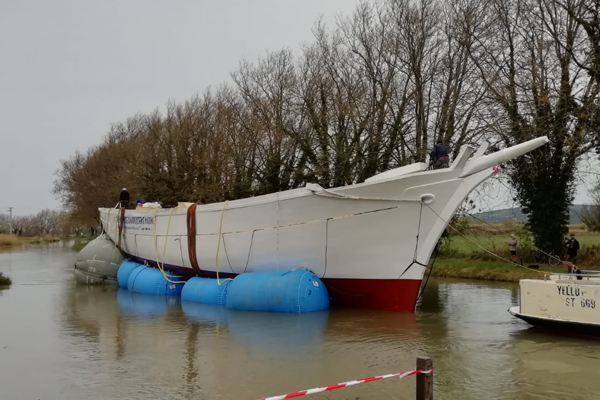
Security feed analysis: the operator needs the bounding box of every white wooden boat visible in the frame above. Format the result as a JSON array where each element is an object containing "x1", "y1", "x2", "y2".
[
  {"x1": 100, "y1": 137, "x2": 548, "y2": 312},
  {"x1": 509, "y1": 271, "x2": 600, "y2": 337}
]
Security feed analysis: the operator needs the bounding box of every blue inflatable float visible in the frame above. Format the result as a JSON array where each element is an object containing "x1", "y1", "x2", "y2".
[
  {"x1": 116, "y1": 260, "x2": 141, "y2": 288},
  {"x1": 117, "y1": 260, "x2": 328, "y2": 314},
  {"x1": 127, "y1": 265, "x2": 185, "y2": 296},
  {"x1": 181, "y1": 277, "x2": 231, "y2": 305},
  {"x1": 226, "y1": 270, "x2": 329, "y2": 313}
]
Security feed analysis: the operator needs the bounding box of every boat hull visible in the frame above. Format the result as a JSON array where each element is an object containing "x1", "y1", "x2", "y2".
[
  {"x1": 98, "y1": 138, "x2": 550, "y2": 312},
  {"x1": 509, "y1": 306, "x2": 600, "y2": 338},
  {"x1": 324, "y1": 278, "x2": 422, "y2": 312},
  {"x1": 101, "y1": 168, "x2": 493, "y2": 279},
  {"x1": 127, "y1": 255, "x2": 422, "y2": 312}
]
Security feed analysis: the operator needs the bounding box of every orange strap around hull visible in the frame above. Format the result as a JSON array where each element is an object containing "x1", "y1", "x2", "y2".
[{"x1": 186, "y1": 203, "x2": 203, "y2": 276}]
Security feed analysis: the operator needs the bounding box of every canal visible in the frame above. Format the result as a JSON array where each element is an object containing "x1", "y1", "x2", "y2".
[{"x1": 0, "y1": 242, "x2": 598, "y2": 399}]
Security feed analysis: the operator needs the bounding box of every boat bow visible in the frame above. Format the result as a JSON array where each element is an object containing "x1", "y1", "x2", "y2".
[{"x1": 459, "y1": 137, "x2": 549, "y2": 178}]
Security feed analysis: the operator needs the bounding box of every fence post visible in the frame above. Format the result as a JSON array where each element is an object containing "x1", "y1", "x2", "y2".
[{"x1": 416, "y1": 356, "x2": 433, "y2": 400}]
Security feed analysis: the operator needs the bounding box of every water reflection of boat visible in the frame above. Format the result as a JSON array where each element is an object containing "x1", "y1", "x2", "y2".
[
  {"x1": 509, "y1": 272, "x2": 600, "y2": 338},
  {"x1": 66, "y1": 281, "x2": 421, "y2": 354},
  {"x1": 325, "y1": 308, "x2": 418, "y2": 342},
  {"x1": 182, "y1": 301, "x2": 329, "y2": 347},
  {"x1": 63, "y1": 284, "x2": 120, "y2": 338},
  {"x1": 181, "y1": 301, "x2": 228, "y2": 325},
  {"x1": 61, "y1": 283, "x2": 424, "y2": 399},
  {"x1": 229, "y1": 310, "x2": 329, "y2": 347},
  {"x1": 116, "y1": 289, "x2": 181, "y2": 318}
]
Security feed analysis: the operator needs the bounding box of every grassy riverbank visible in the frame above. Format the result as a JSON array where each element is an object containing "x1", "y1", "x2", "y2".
[
  {"x1": 429, "y1": 258, "x2": 566, "y2": 282},
  {"x1": 71, "y1": 241, "x2": 92, "y2": 251},
  {"x1": 0, "y1": 234, "x2": 20, "y2": 247},
  {"x1": 0, "y1": 272, "x2": 11, "y2": 285},
  {"x1": 0, "y1": 234, "x2": 63, "y2": 249},
  {"x1": 434, "y1": 224, "x2": 600, "y2": 282}
]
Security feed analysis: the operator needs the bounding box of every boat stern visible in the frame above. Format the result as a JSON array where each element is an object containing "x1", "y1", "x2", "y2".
[{"x1": 510, "y1": 275, "x2": 600, "y2": 337}]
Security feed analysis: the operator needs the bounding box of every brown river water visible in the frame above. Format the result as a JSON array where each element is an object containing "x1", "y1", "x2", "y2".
[{"x1": 1, "y1": 242, "x2": 599, "y2": 400}]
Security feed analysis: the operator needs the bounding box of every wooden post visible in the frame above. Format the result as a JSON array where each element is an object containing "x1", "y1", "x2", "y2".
[{"x1": 416, "y1": 356, "x2": 433, "y2": 400}]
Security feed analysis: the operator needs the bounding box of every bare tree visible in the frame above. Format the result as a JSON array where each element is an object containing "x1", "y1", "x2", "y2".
[
  {"x1": 462, "y1": 0, "x2": 598, "y2": 251},
  {"x1": 52, "y1": 0, "x2": 599, "y2": 253}
]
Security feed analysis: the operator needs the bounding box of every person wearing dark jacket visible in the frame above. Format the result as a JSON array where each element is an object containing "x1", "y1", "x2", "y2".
[
  {"x1": 565, "y1": 233, "x2": 580, "y2": 264},
  {"x1": 119, "y1": 188, "x2": 130, "y2": 209},
  {"x1": 430, "y1": 139, "x2": 450, "y2": 169}
]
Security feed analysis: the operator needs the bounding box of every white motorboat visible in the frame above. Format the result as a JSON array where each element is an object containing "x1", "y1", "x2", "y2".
[
  {"x1": 509, "y1": 271, "x2": 600, "y2": 337},
  {"x1": 100, "y1": 137, "x2": 549, "y2": 312}
]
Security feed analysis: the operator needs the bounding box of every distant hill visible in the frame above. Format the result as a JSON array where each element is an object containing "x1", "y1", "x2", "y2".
[{"x1": 471, "y1": 204, "x2": 586, "y2": 225}]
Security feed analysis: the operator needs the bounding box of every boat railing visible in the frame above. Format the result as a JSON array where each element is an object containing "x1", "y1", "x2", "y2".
[
  {"x1": 578, "y1": 269, "x2": 600, "y2": 275},
  {"x1": 545, "y1": 270, "x2": 600, "y2": 282}
]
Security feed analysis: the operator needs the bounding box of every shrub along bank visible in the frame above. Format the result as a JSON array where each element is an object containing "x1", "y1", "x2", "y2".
[{"x1": 0, "y1": 272, "x2": 11, "y2": 285}]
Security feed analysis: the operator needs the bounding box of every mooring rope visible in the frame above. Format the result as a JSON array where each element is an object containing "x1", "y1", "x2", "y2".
[
  {"x1": 463, "y1": 211, "x2": 562, "y2": 264},
  {"x1": 417, "y1": 245, "x2": 439, "y2": 302},
  {"x1": 152, "y1": 207, "x2": 187, "y2": 284},
  {"x1": 312, "y1": 186, "x2": 422, "y2": 203},
  {"x1": 215, "y1": 200, "x2": 233, "y2": 286},
  {"x1": 399, "y1": 201, "x2": 429, "y2": 278},
  {"x1": 424, "y1": 204, "x2": 550, "y2": 275},
  {"x1": 116, "y1": 206, "x2": 127, "y2": 258}
]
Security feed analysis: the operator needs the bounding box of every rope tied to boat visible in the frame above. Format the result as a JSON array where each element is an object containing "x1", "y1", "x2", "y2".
[
  {"x1": 105, "y1": 209, "x2": 123, "y2": 265},
  {"x1": 152, "y1": 207, "x2": 187, "y2": 284},
  {"x1": 255, "y1": 368, "x2": 432, "y2": 400},
  {"x1": 310, "y1": 185, "x2": 422, "y2": 203},
  {"x1": 399, "y1": 201, "x2": 429, "y2": 278},
  {"x1": 423, "y1": 203, "x2": 551, "y2": 275},
  {"x1": 116, "y1": 206, "x2": 127, "y2": 258},
  {"x1": 215, "y1": 200, "x2": 233, "y2": 286},
  {"x1": 462, "y1": 210, "x2": 564, "y2": 266}
]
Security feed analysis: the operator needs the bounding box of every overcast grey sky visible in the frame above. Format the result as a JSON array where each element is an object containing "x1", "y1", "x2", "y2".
[
  {"x1": 0, "y1": 0, "x2": 362, "y2": 215},
  {"x1": 0, "y1": 0, "x2": 594, "y2": 216}
]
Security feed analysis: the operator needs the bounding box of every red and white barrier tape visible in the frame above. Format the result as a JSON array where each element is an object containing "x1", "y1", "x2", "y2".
[{"x1": 256, "y1": 368, "x2": 433, "y2": 400}]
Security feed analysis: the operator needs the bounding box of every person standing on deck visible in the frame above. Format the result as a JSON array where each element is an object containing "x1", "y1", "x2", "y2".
[
  {"x1": 508, "y1": 235, "x2": 518, "y2": 263},
  {"x1": 119, "y1": 188, "x2": 130, "y2": 209},
  {"x1": 565, "y1": 233, "x2": 580, "y2": 264},
  {"x1": 430, "y1": 139, "x2": 450, "y2": 169}
]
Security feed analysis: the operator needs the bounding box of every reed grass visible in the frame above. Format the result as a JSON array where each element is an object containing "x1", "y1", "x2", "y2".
[
  {"x1": 27, "y1": 237, "x2": 61, "y2": 245},
  {"x1": 71, "y1": 241, "x2": 90, "y2": 251},
  {"x1": 0, "y1": 234, "x2": 61, "y2": 248},
  {"x1": 429, "y1": 259, "x2": 567, "y2": 282},
  {"x1": 442, "y1": 227, "x2": 600, "y2": 267},
  {"x1": 0, "y1": 272, "x2": 11, "y2": 285},
  {"x1": 0, "y1": 234, "x2": 20, "y2": 247}
]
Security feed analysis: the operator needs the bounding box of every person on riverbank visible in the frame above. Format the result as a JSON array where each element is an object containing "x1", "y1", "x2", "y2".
[
  {"x1": 430, "y1": 139, "x2": 450, "y2": 169},
  {"x1": 565, "y1": 233, "x2": 580, "y2": 264},
  {"x1": 508, "y1": 235, "x2": 518, "y2": 263}
]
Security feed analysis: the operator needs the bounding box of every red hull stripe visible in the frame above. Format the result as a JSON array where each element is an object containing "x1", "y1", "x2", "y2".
[{"x1": 322, "y1": 278, "x2": 422, "y2": 312}]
